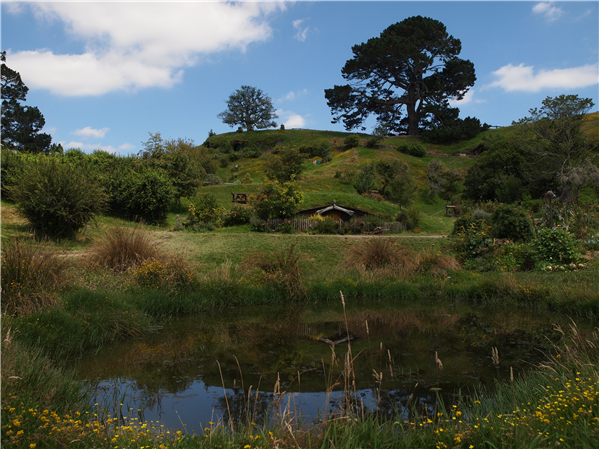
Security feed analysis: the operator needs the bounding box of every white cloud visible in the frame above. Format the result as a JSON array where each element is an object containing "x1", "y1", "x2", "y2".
[
  {"x1": 276, "y1": 109, "x2": 307, "y2": 128},
  {"x1": 532, "y1": 2, "x2": 564, "y2": 22},
  {"x1": 72, "y1": 126, "x2": 109, "y2": 139},
  {"x1": 119, "y1": 143, "x2": 136, "y2": 152},
  {"x1": 293, "y1": 18, "x2": 310, "y2": 42},
  {"x1": 6, "y1": 2, "x2": 286, "y2": 96},
  {"x1": 448, "y1": 90, "x2": 483, "y2": 107},
  {"x1": 278, "y1": 89, "x2": 308, "y2": 102},
  {"x1": 487, "y1": 63, "x2": 599, "y2": 92}
]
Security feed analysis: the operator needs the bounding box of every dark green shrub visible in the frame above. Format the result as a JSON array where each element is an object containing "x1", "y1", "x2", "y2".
[
  {"x1": 366, "y1": 136, "x2": 383, "y2": 148},
  {"x1": 397, "y1": 142, "x2": 426, "y2": 157},
  {"x1": 396, "y1": 205, "x2": 421, "y2": 230},
  {"x1": 299, "y1": 141, "x2": 332, "y2": 159},
  {"x1": 311, "y1": 216, "x2": 341, "y2": 234},
  {"x1": 421, "y1": 117, "x2": 488, "y2": 144},
  {"x1": 353, "y1": 163, "x2": 377, "y2": 194},
  {"x1": 122, "y1": 167, "x2": 175, "y2": 224},
  {"x1": 222, "y1": 203, "x2": 253, "y2": 226},
  {"x1": 490, "y1": 205, "x2": 534, "y2": 242},
  {"x1": 408, "y1": 143, "x2": 427, "y2": 157},
  {"x1": 344, "y1": 134, "x2": 360, "y2": 149},
  {"x1": 7, "y1": 156, "x2": 107, "y2": 239},
  {"x1": 530, "y1": 228, "x2": 583, "y2": 264},
  {"x1": 219, "y1": 155, "x2": 229, "y2": 168},
  {"x1": 0, "y1": 147, "x2": 25, "y2": 198},
  {"x1": 202, "y1": 173, "x2": 222, "y2": 186}
]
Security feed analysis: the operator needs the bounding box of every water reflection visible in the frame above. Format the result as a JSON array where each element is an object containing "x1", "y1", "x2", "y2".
[{"x1": 74, "y1": 300, "x2": 582, "y2": 432}]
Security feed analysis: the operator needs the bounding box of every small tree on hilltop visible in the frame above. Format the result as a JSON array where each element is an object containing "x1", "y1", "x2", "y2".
[{"x1": 218, "y1": 85, "x2": 278, "y2": 132}]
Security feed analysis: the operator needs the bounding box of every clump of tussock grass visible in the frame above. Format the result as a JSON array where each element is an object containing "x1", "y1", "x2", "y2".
[
  {"x1": 416, "y1": 250, "x2": 462, "y2": 277},
  {"x1": 0, "y1": 235, "x2": 69, "y2": 315},
  {"x1": 241, "y1": 243, "x2": 305, "y2": 300},
  {"x1": 90, "y1": 224, "x2": 161, "y2": 272},
  {"x1": 344, "y1": 238, "x2": 418, "y2": 274}
]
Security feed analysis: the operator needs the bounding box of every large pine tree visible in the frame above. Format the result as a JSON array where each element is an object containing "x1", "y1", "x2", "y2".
[{"x1": 325, "y1": 16, "x2": 476, "y2": 136}]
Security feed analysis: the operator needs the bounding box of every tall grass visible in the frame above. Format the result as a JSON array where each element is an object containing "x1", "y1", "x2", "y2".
[
  {"x1": 91, "y1": 224, "x2": 160, "y2": 272},
  {"x1": 241, "y1": 243, "x2": 305, "y2": 299},
  {"x1": 1, "y1": 235, "x2": 69, "y2": 315}
]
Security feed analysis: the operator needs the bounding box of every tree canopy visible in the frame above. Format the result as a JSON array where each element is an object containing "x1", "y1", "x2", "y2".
[
  {"x1": 218, "y1": 85, "x2": 278, "y2": 132},
  {"x1": 324, "y1": 16, "x2": 476, "y2": 136},
  {"x1": 1, "y1": 51, "x2": 52, "y2": 153}
]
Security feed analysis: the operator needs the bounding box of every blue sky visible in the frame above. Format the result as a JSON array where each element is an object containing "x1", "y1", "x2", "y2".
[{"x1": 2, "y1": 1, "x2": 598, "y2": 155}]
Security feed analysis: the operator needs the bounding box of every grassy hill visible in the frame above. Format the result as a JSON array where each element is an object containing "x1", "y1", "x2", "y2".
[{"x1": 192, "y1": 127, "x2": 514, "y2": 234}]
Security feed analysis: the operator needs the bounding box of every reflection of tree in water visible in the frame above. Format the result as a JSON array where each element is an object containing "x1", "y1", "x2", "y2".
[
  {"x1": 214, "y1": 387, "x2": 274, "y2": 426},
  {"x1": 229, "y1": 304, "x2": 307, "y2": 381}
]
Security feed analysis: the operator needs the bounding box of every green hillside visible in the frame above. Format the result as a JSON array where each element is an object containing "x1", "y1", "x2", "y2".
[{"x1": 194, "y1": 127, "x2": 513, "y2": 234}]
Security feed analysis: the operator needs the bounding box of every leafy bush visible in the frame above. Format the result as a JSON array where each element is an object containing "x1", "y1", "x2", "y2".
[
  {"x1": 530, "y1": 228, "x2": 583, "y2": 264},
  {"x1": 353, "y1": 163, "x2": 377, "y2": 194},
  {"x1": 6, "y1": 156, "x2": 107, "y2": 239},
  {"x1": 490, "y1": 205, "x2": 534, "y2": 242},
  {"x1": 310, "y1": 216, "x2": 341, "y2": 234},
  {"x1": 396, "y1": 205, "x2": 421, "y2": 230},
  {"x1": 421, "y1": 116, "x2": 488, "y2": 144},
  {"x1": 185, "y1": 193, "x2": 225, "y2": 230},
  {"x1": 91, "y1": 224, "x2": 160, "y2": 272},
  {"x1": 202, "y1": 173, "x2": 223, "y2": 185},
  {"x1": 452, "y1": 219, "x2": 493, "y2": 262},
  {"x1": 253, "y1": 178, "x2": 304, "y2": 220},
  {"x1": 344, "y1": 134, "x2": 360, "y2": 149},
  {"x1": 122, "y1": 167, "x2": 175, "y2": 224},
  {"x1": 0, "y1": 147, "x2": 26, "y2": 198},
  {"x1": 265, "y1": 147, "x2": 304, "y2": 183},
  {"x1": 222, "y1": 203, "x2": 253, "y2": 227},
  {"x1": 1, "y1": 236, "x2": 68, "y2": 314},
  {"x1": 299, "y1": 141, "x2": 332, "y2": 159},
  {"x1": 397, "y1": 142, "x2": 426, "y2": 157},
  {"x1": 366, "y1": 136, "x2": 383, "y2": 148}
]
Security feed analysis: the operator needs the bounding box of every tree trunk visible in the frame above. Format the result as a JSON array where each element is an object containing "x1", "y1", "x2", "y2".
[{"x1": 406, "y1": 86, "x2": 418, "y2": 136}]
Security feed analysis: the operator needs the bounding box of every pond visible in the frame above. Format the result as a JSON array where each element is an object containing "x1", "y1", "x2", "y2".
[{"x1": 72, "y1": 299, "x2": 586, "y2": 433}]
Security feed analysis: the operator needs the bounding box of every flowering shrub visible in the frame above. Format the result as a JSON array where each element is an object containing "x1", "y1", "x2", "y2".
[
  {"x1": 132, "y1": 256, "x2": 196, "y2": 291},
  {"x1": 185, "y1": 194, "x2": 225, "y2": 231},
  {"x1": 452, "y1": 219, "x2": 493, "y2": 262}
]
